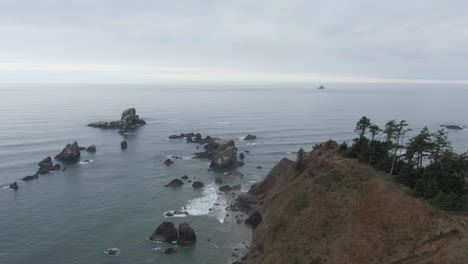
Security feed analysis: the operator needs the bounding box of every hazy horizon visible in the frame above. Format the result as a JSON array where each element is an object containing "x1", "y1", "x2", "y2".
[{"x1": 1, "y1": 0, "x2": 468, "y2": 84}]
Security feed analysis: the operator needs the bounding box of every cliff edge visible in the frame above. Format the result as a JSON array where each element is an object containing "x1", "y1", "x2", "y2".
[{"x1": 241, "y1": 141, "x2": 468, "y2": 264}]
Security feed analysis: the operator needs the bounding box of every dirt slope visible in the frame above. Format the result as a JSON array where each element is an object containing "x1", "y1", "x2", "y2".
[{"x1": 242, "y1": 141, "x2": 468, "y2": 264}]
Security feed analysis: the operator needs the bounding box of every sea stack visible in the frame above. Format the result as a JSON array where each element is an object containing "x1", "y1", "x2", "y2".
[
  {"x1": 55, "y1": 141, "x2": 81, "y2": 161},
  {"x1": 87, "y1": 108, "x2": 146, "y2": 134}
]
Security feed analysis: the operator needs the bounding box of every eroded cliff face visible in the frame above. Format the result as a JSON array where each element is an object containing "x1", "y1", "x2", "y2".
[{"x1": 242, "y1": 141, "x2": 468, "y2": 264}]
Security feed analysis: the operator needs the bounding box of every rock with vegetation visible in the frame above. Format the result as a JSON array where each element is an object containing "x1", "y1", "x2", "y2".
[
  {"x1": 177, "y1": 222, "x2": 197, "y2": 245},
  {"x1": 149, "y1": 222, "x2": 178, "y2": 242},
  {"x1": 55, "y1": 142, "x2": 81, "y2": 161},
  {"x1": 88, "y1": 108, "x2": 146, "y2": 134}
]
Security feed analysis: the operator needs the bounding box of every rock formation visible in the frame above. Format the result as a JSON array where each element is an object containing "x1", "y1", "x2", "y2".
[
  {"x1": 121, "y1": 140, "x2": 127, "y2": 149},
  {"x1": 164, "y1": 159, "x2": 174, "y2": 166},
  {"x1": 177, "y1": 222, "x2": 197, "y2": 245},
  {"x1": 168, "y1": 133, "x2": 211, "y2": 144},
  {"x1": 85, "y1": 145, "x2": 96, "y2": 152},
  {"x1": 243, "y1": 134, "x2": 257, "y2": 141},
  {"x1": 9, "y1": 182, "x2": 19, "y2": 190},
  {"x1": 149, "y1": 222, "x2": 178, "y2": 242},
  {"x1": 192, "y1": 181, "x2": 204, "y2": 189},
  {"x1": 194, "y1": 138, "x2": 243, "y2": 170},
  {"x1": 55, "y1": 142, "x2": 81, "y2": 161},
  {"x1": 87, "y1": 108, "x2": 146, "y2": 134},
  {"x1": 165, "y1": 179, "x2": 184, "y2": 187},
  {"x1": 22, "y1": 174, "x2": 39, "y2": 181}
]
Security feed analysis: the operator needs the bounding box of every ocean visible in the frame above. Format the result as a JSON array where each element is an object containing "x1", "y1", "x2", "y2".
[{"x1": 0, "y1": 83, "x2": 467, "y2": 263}]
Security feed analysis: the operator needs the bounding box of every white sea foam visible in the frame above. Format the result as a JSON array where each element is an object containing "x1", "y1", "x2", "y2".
[
  {"x1": 185, "y1": 184, "x2": 226, "y2": 223},
  {"x1": 79, "y1": 160, "x2": 94, "y2": 165},
  {"x1": 246, "y1": 142, "x2": 260, "y2": 146}
]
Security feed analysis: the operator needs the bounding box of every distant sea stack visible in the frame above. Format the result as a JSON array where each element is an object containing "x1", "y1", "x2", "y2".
[
  {"x1": 239, "y1": 141, "x2": 468, "y2": 264},
  {"x1": 87, "y1": 108, "x2": 146, "y2": 134},
  {"x1": 317, "y1": 85, "x2": 325, "y2": 89},
  {"x1": 55, "y1": 141, "x2": 81, "y2": 161}
]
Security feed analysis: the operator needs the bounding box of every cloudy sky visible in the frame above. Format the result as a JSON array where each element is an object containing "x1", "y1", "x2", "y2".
[{"x1": 1, "y1": 0, "x2": 467, "y2": 83}]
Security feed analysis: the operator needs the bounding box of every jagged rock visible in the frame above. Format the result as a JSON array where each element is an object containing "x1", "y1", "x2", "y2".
[
  {"x1": 164, "y1": 159, "x2": 174, "y2": 166},
  {"x1": 22, "y1": 174, "x2": 39, "y2": 181},
  {"x1": 165, "y1": 179, "x2": 184, "y2": 187},
  {"x1": 194, "y1": 138, "x2": 241, "y2": 170},
  {"x1": 121, "y1": 140, "x2": 127, "y2": 149},
  {"x1": 9, "y1": 182, "x2": 19, "y2": 190},
  {"x1": 192, "y1": 181, "x2": 204, "y2": 189},
  {"x1": 244, "y1": 150, "x2": 250, "y2": 153},
  {"x1": 55, "y1": 141, "x2": 81, "y2": 161},
  {"x1": 149, "y1": 222, "x2": 178, "y2": 242},
  {"x1": 38, "y1": 157, "x2": 52, "y2": 167},
  {"x1": 87, "y1": 108, "x2": 146, "y2": 134},
  {"x1": 164, "y1": 248, "x2": 178, "y2": 254},
  {"x1": 177, "y1": 222, "x2": 197, "y2": 245},
  {"x1": 441, "y1": 125, "x2": 464, "y2": 130},
  {"x1": 245, "y1": 210, "x2": 262, "y2": 228},
  {"x1": 86, "y1": 145, "x2": 96, "y2": 152},
  {"x1": 239, "y1": 152, "x2": 245, "y2": 160},
  {"x1": 181, "y1": 175, "x2": 189, "y2": 180},
  {"x1": 256, "y1": 166, "x2": 263, "y2": 169},
  {"x1": 244, "y1": 134, "x2": 257, "y2": 141},
  {"x1": 169, "y1": 133, "x2": 211, "y2": 144}
]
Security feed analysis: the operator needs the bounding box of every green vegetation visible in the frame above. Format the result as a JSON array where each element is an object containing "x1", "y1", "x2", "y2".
[
  {"x1": 296, "y1": 148, "x2": 306, "y2": 171},
  {"x1": 341, "y1": 116, "x2": 468, "y2": 211}
]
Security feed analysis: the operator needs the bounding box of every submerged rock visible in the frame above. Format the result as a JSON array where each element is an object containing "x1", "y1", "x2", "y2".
[
  {"x1": 85, "y1": 145, "x2": 96, "y2": 152},
  {"x1": 88, "y1": 108, "x2": 146, "y2": 134},
  {"x1": 164, "y1": 247, "x2": 178, "y2": 254},
  {"x1": 55, "y1": 141, "x2": 81, "y2": 161},
  {"x1": 104, "y1": 248, "x2": 120, "y2": 256},
  {"x1": 121, "y1": 140, "x2": 128, "y2": 149},
  {"x1": 22, "y1": 174, "x2": 39, "y2": 181},
  {"x1": 219, "y1": 185, "x2": 233, "y2": 192},
  {"x1": 181, "y1": 175, "x2": 189, "y2": 180},
  {"x1": 165, "y1": 179, "x2": 184, "y2": 187},
  {"x1": 149, "y1": 222, "x2": 178, "y2": 242},
  {"x1": 177, "y1": 222, "x2": 197, "y2": 245},
  {"x1": 164, "y1": 159, "x2": 174, "y2": 166},
  {"x1": 192, "y1": 181, "x2": 204, "y2": 189},
  {"x1": 9, "y1": 182, "x2": 19, "y2": 190},
  {"x1": 244, "y1": 134, "x2": 257, "y2": 141}
]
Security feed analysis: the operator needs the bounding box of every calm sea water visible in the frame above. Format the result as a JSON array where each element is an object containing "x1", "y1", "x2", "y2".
[{"x1": 0, "y1": 83, "x2": 467, "y2": 264}]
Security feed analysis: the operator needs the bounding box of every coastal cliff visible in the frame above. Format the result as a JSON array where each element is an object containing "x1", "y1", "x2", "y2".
[{"x1": 241, "y1": 141, "x2": 468, "y2": 264}]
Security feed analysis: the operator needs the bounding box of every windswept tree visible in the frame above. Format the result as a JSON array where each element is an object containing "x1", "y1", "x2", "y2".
[
  {"x1": 384, "y1": 119, "x2": 398, "y2": 143},
  {"x1": 354, "y1": 116, "x2": 371, "y2": 140},
  {"x1": 296, "y1": 148, "x2": 306, "y2": 171},
  {"x1": 368, "y1": 124, "x2": 381, "y2": 165},
  {"x1": 390, "y1": 120, "x2": 411, "y2": 174},
  {"x1": 406, "y1": 127, "x2": 433, "y2": 169},
  {"x1": 430, "y1": 129, "x2": 451, "y2": 163}
]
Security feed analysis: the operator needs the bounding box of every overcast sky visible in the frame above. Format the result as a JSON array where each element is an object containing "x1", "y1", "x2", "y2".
[{"x1": 1, "y1": 0, "x2": 467, "y2": 83}]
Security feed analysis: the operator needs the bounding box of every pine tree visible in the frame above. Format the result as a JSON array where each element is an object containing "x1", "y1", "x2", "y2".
[{"x1": 296, "y1": 148, "x2": 306, "y2": 171}]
